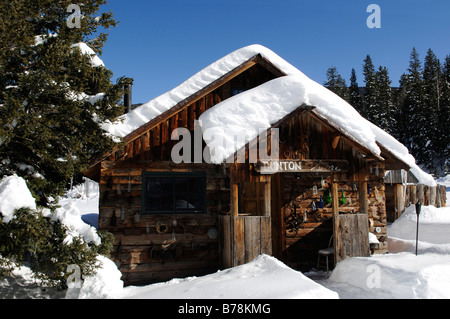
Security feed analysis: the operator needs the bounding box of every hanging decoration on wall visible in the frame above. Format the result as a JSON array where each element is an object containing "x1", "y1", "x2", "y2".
[
  {"x1": 324, "y1": 189, "x2": 331, "y2": 205},
  {"x1": 317, "y1": 195, "x2": 324, "y2": 209},
  {"x1": 340, "y1": 190, "x2": 347, "y2": 205}
]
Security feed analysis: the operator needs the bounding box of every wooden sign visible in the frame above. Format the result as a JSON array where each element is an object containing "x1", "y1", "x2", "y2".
[{"x1": 256, "y1": 159, "x2": 349, "y2": 174}]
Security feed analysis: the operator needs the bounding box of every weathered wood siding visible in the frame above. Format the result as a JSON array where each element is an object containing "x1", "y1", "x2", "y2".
[
  {"x1": 220, "y1": 215, "x2": 272, "y2": 269},
  {"x1": 99, "y1": 162, "x2": 229, "y2": 285},
  {"x1": 335, "y1": 214, "x2": 370, "y2": 261},
  {"x1": 97, "y1": 62, "x2": 283, "y2": 285}
]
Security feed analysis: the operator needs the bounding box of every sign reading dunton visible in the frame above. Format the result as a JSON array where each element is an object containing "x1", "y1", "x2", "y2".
[{"x1": 256, "y1": 159, "x2": 349, "y2": 174}]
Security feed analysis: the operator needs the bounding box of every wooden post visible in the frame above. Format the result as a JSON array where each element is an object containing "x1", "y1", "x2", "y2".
[
  {"x1": 410, "y1": 185, "x2": 417, "y2": 205},
  {"x1": 395, "y1": 184, "x2": 405, "y2": 219},
  {"x1": 264, "y1": 180, "x2": 271, "y2": 217},
  {"x1": 417, "y1": 184, "x2": 424, "y2": 205},
  {"x1": 231, "y1": 184, "x2": 239, "y2": 217},
  {"x1": 359, "y1": 182, "x2": 368, "y2": 215},
  {"x1": 331, "y1": 176, "x2": 339, "y2": 265}
]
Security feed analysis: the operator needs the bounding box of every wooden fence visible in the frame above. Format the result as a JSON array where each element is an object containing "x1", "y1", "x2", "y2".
[{"x1": 388, "y1": 184, "x2": 447, "y2": 221}]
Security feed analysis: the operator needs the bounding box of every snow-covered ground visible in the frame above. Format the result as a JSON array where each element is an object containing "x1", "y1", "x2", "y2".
[{"x1": 0, "y1": 176, "x2": 449, "y2": 299}]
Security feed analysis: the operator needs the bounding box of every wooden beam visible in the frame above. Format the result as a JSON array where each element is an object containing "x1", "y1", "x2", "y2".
[
  {"x1": 331, "y1": 177, "x2": 339, "y2": 266},
  {"x1": 231, "y1": 184, "x2": 239, "y2": 217},
  {"x1": 308, "y1": 110, "x2": 384, "y2": 161},
  {"x1": 359, "y1": 166, "x2": 369, "y2": 214},
  {"x1": 264, "y1": 180, "x2": 271, "y2": 217}
]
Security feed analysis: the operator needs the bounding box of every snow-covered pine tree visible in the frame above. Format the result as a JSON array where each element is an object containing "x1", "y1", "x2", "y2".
[
  {"x1": 362, "y1": 55, "x2": 377, "y2": 120},
  {"x1": 437, "y1": 55, "x2": 450, "y2": 175},
  {"x1": 324, "y1": 66, "x2": 349, "y2": 102},
  {"x1": 373, "y1": 66, "x2": 396, "y2": 135},
  {"x1": 399, "y1": 48, "x2": 426, "y2": 164},
  {"x1": 423, "y1": 49, "x2": 445, "y2": 174},
  {"x1": 0, "y1": 0, "x2": 126, "y2": 202},
  {"x1": 349, "y1": 68, "x2": 363, "y2": 114}
]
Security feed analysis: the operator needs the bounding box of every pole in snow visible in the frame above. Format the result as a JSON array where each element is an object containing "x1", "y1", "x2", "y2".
[{"x1": 415, "y1": 202, "x2": 422, "y2": 256}]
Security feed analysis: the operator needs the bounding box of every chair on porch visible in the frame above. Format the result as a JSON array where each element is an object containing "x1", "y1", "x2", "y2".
[{"x1": 317, "y1": 235, "x2": 334, "y2": 273}]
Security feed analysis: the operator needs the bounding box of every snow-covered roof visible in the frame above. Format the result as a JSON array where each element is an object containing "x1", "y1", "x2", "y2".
[
  {"x1": 101, "y1": 44, "x2": 434, "y2": 184},
  {"x1": 199, "y1": 74, "x2": 380, "y2": 164},
  {"x1": 101, "y1": 44, "x2": 300, "y2": 138}
]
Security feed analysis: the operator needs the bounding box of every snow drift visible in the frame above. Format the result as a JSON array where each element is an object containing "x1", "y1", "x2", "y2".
[{"x1": 118, "y1": 255, "x2": 338, "y2": 299}]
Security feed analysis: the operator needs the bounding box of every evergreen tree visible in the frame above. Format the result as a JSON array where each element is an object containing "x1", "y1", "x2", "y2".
[
  {"x1": 438, "y1": 55, "x2": 450, "y2": 174},
  {"x1": 349, "y1": 68, "x2": 363, "y2": 113},
  {"x1": 0, "y1": 0, "x2": 126, "y2": 201},
  {"x1": 324, "y1": 66, "x2": 349, "y2": 102},
  {"x1": 362, "y1": 55, "x2": 377, "y2": 120},
  {"x1": 423, "y1": 49, "x2": 445, "y2": 174},
  {"x1": 399, "y1": 48, "x2": 426, "y2": 164},
  {"x1": 373, "y1": 66, "x2": 396, "y2": 135}
]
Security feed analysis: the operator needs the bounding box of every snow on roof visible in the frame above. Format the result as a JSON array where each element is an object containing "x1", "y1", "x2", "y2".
[
  {"x1": 370, "y1": 123, "x2": 436, "y2": 186},
  {"x1": 102, "y1": 44, "x2": 426, "y2": 178},
  {"x1": 101, "y1": 44, "x2": 300, "y2": 138},
  {"x1": 199, "y1": 74, "x2": 380, "y2": 164}
]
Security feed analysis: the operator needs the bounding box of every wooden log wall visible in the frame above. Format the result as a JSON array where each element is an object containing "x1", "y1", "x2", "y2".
[
  {"x1": 96, "y1": 63, "x2": 282, "y2": 284},
  {"x1": 386, "y1": 183, "x2": 447, "y2": 222},
  {"x1": 98, "y1": 161, "x2": 230, "y2": 285}
]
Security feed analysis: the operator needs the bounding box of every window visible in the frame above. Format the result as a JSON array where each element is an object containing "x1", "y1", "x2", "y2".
[{"x1": 142, "y1": 172, "x2": 206, "y2": 214}]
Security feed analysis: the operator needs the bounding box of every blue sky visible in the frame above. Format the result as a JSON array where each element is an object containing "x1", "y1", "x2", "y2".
[{"x1": 99, "y1": 0, "x2": 450, "y2": 104}]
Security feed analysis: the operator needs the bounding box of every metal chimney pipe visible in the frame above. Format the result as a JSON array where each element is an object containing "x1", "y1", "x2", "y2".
[{"x1": 123, "y1": 78, "x2": 134, "y2": 113}]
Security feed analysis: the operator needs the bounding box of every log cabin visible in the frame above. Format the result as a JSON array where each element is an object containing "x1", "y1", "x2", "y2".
[{"x1": 85, "y1": 45, "x2": 417, "y2": 285}]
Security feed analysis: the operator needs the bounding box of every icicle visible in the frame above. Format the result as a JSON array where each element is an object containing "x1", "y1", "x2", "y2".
[{"x1": 303, "y1": 210, "x2": 307, "y2": 222}]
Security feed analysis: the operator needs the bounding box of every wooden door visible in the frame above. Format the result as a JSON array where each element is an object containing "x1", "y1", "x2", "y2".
[{"x1": 334, "y1": 213, "x2": 370, "y2": 262}]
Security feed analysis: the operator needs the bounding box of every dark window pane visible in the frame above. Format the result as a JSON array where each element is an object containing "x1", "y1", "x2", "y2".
[{"x1": 143, "y1": 173, "x2": 205, "y2": 214}]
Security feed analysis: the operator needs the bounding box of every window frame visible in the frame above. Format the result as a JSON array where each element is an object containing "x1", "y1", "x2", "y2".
[{"x1": 141, "y1": 171, "x2": 207, "y2": 215}]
